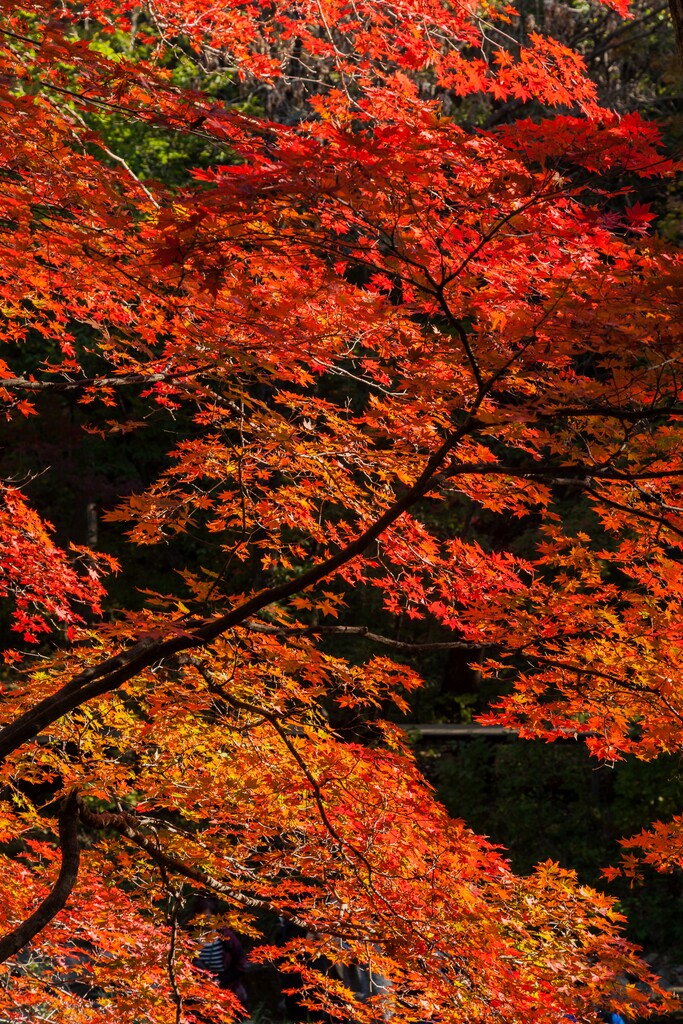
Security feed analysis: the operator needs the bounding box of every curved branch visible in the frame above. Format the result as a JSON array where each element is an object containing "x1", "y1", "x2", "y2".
[
  {"x1": 0, "y1": 410, "x2": 483, "y2": 762},
  {"x1": 0, "y1": 791, "x2": 80, "y2": 964},
  {"x1": 2, "y1": 429, "x2": 678, "y2": 762}
]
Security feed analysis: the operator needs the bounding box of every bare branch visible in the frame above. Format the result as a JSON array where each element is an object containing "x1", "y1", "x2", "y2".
[
  {"x1": 445, "y1": 460, "x2": 683, "y2": 484},
  {"x1": 242, "y1": 622, "x2": 485, "y2": 652},
  {"x1": 0, "y1": 364, "x2": 214, "y2": 394}
]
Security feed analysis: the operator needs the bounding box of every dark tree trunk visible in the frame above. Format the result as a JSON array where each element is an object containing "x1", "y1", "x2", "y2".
[{"x1": 670, "y1": 0, "x2": 683, "y2": 66}]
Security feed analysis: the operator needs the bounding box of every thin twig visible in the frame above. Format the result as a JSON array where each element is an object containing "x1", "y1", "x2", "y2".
[{"x1": 76, "y1": 801, "x2": 384, "y2": 942}]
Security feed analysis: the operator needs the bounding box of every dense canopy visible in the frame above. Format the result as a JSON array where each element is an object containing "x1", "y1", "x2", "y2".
[{"x1": 0, "y1": 0, "x2": 681, "y2": 1021}]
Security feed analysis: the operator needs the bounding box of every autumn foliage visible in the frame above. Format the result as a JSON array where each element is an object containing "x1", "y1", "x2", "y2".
[{"x1": 0, "y1": 0, "x2": 681, "y2": 1020}]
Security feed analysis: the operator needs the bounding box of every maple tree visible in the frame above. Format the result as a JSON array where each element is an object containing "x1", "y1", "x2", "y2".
[{"x1": 0, "y1": 0, "x2": 682, "y2": 1021}]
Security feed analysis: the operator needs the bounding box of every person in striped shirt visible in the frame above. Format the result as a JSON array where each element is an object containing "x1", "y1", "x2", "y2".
[{"x1": 192, "y1": 896, "x2": 250, "y2": 1018}]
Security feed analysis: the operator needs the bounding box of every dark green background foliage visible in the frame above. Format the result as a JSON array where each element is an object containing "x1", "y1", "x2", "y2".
[{"x1": 422, "y1": 738, "x2": 683, "y2": 965}]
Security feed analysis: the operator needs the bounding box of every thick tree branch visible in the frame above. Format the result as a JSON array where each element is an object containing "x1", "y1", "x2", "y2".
[
  {"x1": 0, "y1": 411, "x2": 483, "y2": 762},
  {"x1": 0, "y1": 791, "x2": 80, "y2": 964},
  {"x1": 1, "y1": 429, "x2": 678, "y2": 763}
]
